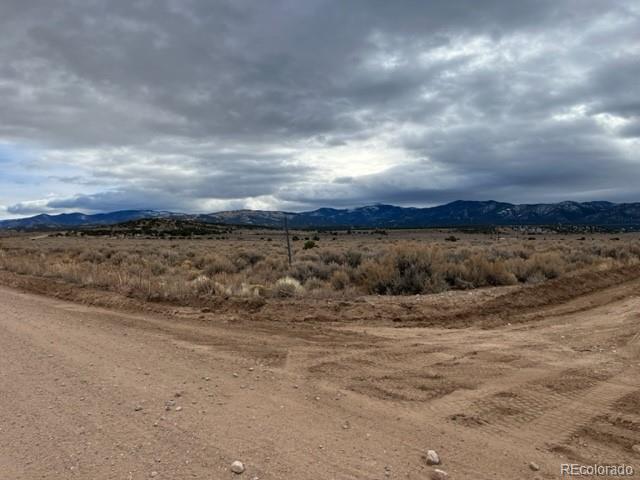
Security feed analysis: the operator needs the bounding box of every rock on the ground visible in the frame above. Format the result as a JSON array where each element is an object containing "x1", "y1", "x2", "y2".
[
  {"x1": 231, "y1": 461, "x2": 245, "y2": 474},
  {"x1": 426, "y1": 450, "x2": 441, "y2": 465},
  {"x1": 529, "y1": 462, "x2": 540, "y2": 471},
  {"x1": 431, "y1": 469, "x2": 448, "y2": 480},
  {"x1": 632, "y1": 444, "x2": 640, "y2": 454}
]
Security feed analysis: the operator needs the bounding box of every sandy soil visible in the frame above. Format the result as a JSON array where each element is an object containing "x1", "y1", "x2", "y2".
[{"x1": 1, "y1": 274, "x2": 640, "y2": 479}]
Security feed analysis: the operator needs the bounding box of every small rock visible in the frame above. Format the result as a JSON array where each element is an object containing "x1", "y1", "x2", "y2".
[
  {"x1": 529, "y1": 462, "x2": 540, "y2": 471},
  {"x1": 134, "y1": 405, "x2": 143, "y2": 412},
  {"x1": 431, "y1": 469, "x2": 448, "y2": 480},
  {"x1": 632, "y1": 444, "x2": 640, "y2": 454},
  {"x1": 150, "y1": 472, "x2": 158, "y2": 478},
  {"x1": 426, "y1": 450, "x2": 440, "y2": 465},
  {"x1": 230, "y1": 460, "x2": 245, "y2": 474},
  {"x1": 175, "y1": 406, "x2": 183, "y2": 412},
  {"x1": 233, "y1": 373, "x2": 239, "y2": 378}
]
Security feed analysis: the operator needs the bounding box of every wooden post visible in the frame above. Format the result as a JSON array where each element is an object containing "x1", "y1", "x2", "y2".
[{"x1": 284, "y1": 215, "x2": 292, "y2": 266}]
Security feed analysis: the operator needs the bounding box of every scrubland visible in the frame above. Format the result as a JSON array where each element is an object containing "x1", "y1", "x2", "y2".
[
  {"x1": 2, "y1": 228, "x2": 640, "y2": 479},
  {"x1": 1, "y1": 228, "x2": 639, "y2": 305}
]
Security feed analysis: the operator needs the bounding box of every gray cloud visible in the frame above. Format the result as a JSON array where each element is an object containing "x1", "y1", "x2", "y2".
[{"x1": 0, "y1": 0, "x2": 639, "y2": 216}]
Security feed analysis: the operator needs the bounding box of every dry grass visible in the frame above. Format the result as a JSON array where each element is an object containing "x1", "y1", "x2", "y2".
[{"x1": 0, "y1": 229, "x2": 639, "y2": 304}]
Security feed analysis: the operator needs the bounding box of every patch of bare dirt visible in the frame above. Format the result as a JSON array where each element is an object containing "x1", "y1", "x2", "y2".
[{"x1": 2, "y1": 260, "x2": 640, "y2": 478}]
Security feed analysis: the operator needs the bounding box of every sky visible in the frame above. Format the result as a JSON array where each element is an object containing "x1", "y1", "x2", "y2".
[{"x1": 1, "y1": 0, "x2": 639, "y2": 218}]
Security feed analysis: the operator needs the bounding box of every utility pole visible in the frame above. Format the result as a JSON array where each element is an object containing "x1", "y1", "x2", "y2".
[{"x1": 284, "y1": 215, "x2": 292, "y2": 266}]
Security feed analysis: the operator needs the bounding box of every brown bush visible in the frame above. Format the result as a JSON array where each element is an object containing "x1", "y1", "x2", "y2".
[
  {"x1": 358, "y1": 245, "x2": 448, "y2": 295},
  {"x1": 273, "y1": 276, "x2": 303, "y2": 298},
  {"x1": 202, "y1": 254, "x2": 237, "y2": 276},
  {"x1": 330, "y1": 269, "x2": 350, "y2": 290}
]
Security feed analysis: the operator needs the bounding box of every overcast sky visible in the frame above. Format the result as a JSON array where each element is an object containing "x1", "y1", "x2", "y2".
[{"x1": 1, "y1": 0, "x2": 639, "y2": 218}]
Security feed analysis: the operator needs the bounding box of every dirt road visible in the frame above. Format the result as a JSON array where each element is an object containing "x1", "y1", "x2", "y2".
[{"x1": 1, "y1": 282, "x2": 640, "y2": 479}]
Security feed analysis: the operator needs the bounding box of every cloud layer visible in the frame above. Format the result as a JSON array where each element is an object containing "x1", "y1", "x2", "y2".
[{"x1": 1, "y1": 0, "x2": 639, "y2": 216}]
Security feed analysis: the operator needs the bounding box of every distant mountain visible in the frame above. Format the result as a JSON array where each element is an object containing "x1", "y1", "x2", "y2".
[
  {"x1": 196, "y1": 209, "x2": 290, "y2": 227},
  {"x1": 0, "y1": 210, "x2": 182, "y2": 230},
  {"x1": 2, "y1": 200, "x2": 640, "y2": 230}
]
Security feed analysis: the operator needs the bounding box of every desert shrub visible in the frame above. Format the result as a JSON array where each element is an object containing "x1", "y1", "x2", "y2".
[
  {"x1": 526, "y1": 272, "x2": 548, "y2": 284},
  {"x1": 236, "y1": 250, "x2": 264, "y2": 267},
  {"x1": 303, "y1": 240, "x2": 317, "y2": 250},
  {"x1": 503, "y1": 257, "x2": 529, "y2": 282},
  {"x1": 297, "y1": 252, "x2": 320, "y2": 262},
  {"x1": 252, "y1": 256, "x2": 289, "y2": 283},
  {"x1": 462, "y1": 255, "x2": 518, "y2": 287},
  {"x1": 78, "y1": 250, "x2": 105, "y2": 263},
  {"x1": 272, "y1": 276, "x2": 303, "y2": 298},
  {"x1": 503, "y1": 252, "x2": 566, "y2": 282},
  {"x1": 304, "y1": 277, "x2": 328, "y2": 291},
  {"x1": 202, "y1": 254, "x2": 236, "y2": 276},
  {"x1": 442, "y1": 262, "x2": 474, "y2": 289},
  {"x1": 330, "y1": 269, "x2": 350, "y2": 290},
  {"x1": 344, "y1": 250, "x2": 363, "y2": 268},
  {"x1": 289, "y1": 261, "x2": 336, "y2": 282},
  {"x1": 319, "y1": 249, "x2": 344, "y2": 265},
  {"x1": 525, "y1": 252, "x2": 566, "y2": 280},
  {"x1": 109, "y1": 251, "x2": 131, "y2": 266},
  {"x1": 358, "y1": 244, "x2": 447, "y2": 295},
  {"x1": 237, "y1": 282, "x2": 266, "y2": 297},
  {"x1": 160, "y1": 249, "x2": 181, "y2": 266},
  {"x1": 148, "y1": 260, "x2": 167, "y2": 276}
]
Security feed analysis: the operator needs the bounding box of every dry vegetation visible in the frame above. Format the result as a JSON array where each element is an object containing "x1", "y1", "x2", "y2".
[{"x1": 0, "y1": 228, "x2": 639, "y2": 306}]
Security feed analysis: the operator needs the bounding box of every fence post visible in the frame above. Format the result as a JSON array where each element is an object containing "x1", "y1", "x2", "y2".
[{"x1": 284, "y1": 215, "x2": 292, "y2": 266}]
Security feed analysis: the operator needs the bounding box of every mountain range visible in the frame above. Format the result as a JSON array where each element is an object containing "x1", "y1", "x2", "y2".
[{"x1": 2, "y1": 200, "x2": 640, "y2": 230}]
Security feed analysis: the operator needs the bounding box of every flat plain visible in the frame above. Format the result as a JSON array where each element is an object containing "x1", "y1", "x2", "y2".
[{"x1": 1, "y1": 228, "x2": 639, "y2": 479}]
